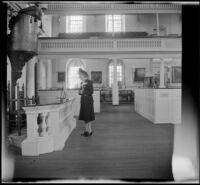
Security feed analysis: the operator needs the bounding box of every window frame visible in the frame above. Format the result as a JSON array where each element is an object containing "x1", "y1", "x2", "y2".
[
  {"x1": 108, "y1": 61, "x2": 125, "y2": 87},
  {"x1": 66, "y1": 15, "x2": 86, "y2": 33},
  {"x1": 105, "y1": 15, "x2": 125, "y2": 32},
  {"x1": 66, "y1": 59, "x2": 85, "y2": 89}
]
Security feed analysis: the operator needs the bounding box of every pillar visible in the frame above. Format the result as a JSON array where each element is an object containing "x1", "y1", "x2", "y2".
[
  {"x1": 112, "y1": 58, "x2": 119, "y2": 105},
  {"x1": 159, "y1": 58, "x2": 165, "y2": 88},
  {"x1": 26, "y1": 58, "x2": 36, "y2": 98},
  {"x1": 46, "y1": 59, "x2": 52, "y2": 89},
  {"x1": 149, "y1": 58, "x2": 153, "y2": 76},
  {"x1": 156, "y1": 13, "x2": 160, "y2": 36},
  {"x1": 37, "y1": 60, "x2": 47, "y2": 90}
]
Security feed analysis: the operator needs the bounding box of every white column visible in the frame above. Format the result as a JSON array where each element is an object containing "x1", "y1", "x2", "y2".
[
  {"x1": 26, "y1": 58, "x2": 36, "y2": 98},
  {"x1": 42, "y1": 61, "x2": 47, "y2": 89},
  {"x1": 112, "y1": 58, "x2": 119, "y2": 105},
  {"x1": 156, "y1": 13, "x2": 160, "y2": 36},
  {"x1": 159, "y1": 58, "x2": 165, "y2": 88},
  {"x1": 150, "y1": 58, "x2": 153, "y2": 76},
  {"x1": 46, "y1": 59, "x2": 52, "y2": 89},
  {"x1": 37, "y1": 60, "x2": 42, "y2": 90},
  {"x1": 37, "y1": 60, "x2": 47, "y2": 90}
]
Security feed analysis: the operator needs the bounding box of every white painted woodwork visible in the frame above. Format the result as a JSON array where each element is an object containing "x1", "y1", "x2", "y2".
[
  {"x1": 38, "y1": 38, "x2": 181, "y2": 54},
  {"x1": 21, "y1": 99, "x2": 76, "y2": 156},
  {"x1": 156, "y1": 13, "x2": 160, "y2": 36},
  {"x1": 26, "y1": 58, "x2": 36, "y2": 98},
  {"x1": 40, "y1": 61, "x2": 47, "y2": 89},
  {"x1": 112, "y1": 59, "x2": 119, "y2": 105},
  {"x1": 37, "y1": 90, "x2": 100, "y2": 116},
  {"x1": 134, "y1": 88, "x2": 181, "y2": 124},
  {"x1": 37, "y1": 61, "x2": 43, "y2": 90},
  {"x1": 46, "y1": 59, "x2": 53, "y2": 89},
  {"x1": 159, "y1": 59, "x2": 165, "y2": 88},
  {"x1": 44, "y1": 3, "x2": 181, "y2": 15}
]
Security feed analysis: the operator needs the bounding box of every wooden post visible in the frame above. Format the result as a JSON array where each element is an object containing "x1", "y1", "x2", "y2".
[
  {"x1": 156, "y1": 13, "x2": 160, "y2": 36},
  {"x1": 32, "y1": 96, "x2": 35, "y2": 105},
  {"x1": 112, "y1": 58, "x2": 119, "y2": 105},
  {"x1": 159, "y1": 58, "x2": 165, "y2": 88},
  {"x1": 17, "y1": 84, "x2": 21, "y2": 136}
]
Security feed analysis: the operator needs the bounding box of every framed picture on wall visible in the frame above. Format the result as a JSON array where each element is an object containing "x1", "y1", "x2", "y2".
[
  {"x1": 134, "y1": 68, "x2": 145, "y2": 82},
  {"x1": 57, "y1": 72, "x2": 65, "y2": 82},
  {"x1": 172, "y1": 66, "x2": 181, "y2": 83},
  {"x1": 91, "y1": 71, "x2": 102, "y2": 84}
]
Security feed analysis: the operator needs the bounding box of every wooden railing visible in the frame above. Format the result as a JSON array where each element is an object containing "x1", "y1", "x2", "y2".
[
  {"x1": 7, "y1": 82, "x2": 39, "y2": 136},
  {"x1": 38, "y1": 38, "x2": 181, "y2": 53},
  {"x1": 46, "y1": 3, "x2": 181, "y2": 12}
]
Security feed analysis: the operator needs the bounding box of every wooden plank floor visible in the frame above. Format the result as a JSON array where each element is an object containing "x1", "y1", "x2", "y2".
[{"x1": 9, "y1": 104, "x2": 174, "y2": 181}]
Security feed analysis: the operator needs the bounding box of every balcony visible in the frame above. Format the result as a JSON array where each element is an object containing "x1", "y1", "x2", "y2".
[
  {"x1": 45, "y1": 3, "x2": 181, "y2": 15},
  {"x1": 38, "y1": 36, "x2": 181, "y2": 55}
]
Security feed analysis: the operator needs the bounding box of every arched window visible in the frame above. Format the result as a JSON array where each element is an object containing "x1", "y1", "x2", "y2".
[
  {"x1": 66, "y1": 59, "x2": 85, "y2": 89},
  {"x1": 108, "y1": 60, "x2": 124, "y2": 87}
]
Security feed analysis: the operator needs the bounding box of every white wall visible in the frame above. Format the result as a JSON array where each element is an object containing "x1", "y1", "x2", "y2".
[
  {"x1": 124, "y1": 59, "x2": 152, "y2": 88},
  {"x1": 125, "y1": 14, "x2": 156, "y2": 34},
  {"x1": 86, "y1": 15, "x2": 105, "y2": 32},
  {"x1": 52, "y1": 16, "x2": 66, "y2": 37},
  {"x1": 42, "y1": 15, "x2": 52, "y2": 37},
  {"x1": 84, "y1": 58, "x2": 108, "y2": 87},
  {"x1": 159, "y1": 14, "x2": 182, "y2": 35},
  {"x1": 50, "y1": 14, "x2": 181, "y2": 37},
  {"x1": 52, "y1": 58, "x2": 67, "y2": 89},
  {"x1": 51, "y1": 57, "x2": 181, "y2": 89}
]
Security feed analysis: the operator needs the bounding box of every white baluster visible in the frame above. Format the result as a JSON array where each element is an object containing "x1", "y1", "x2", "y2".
[
  {"x1": 46, "y1": 112, "x2": 52, "y2": 135},
  {"x1": 40, "y1": 112, "x2": 48, "y2": 137}
]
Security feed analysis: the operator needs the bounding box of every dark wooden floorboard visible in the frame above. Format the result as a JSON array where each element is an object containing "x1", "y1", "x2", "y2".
[{"x1": 9, "y1": 104, "x2": 174, "y2": 181}]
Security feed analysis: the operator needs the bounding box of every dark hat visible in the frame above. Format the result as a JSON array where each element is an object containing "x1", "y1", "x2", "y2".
[{"x1": 78, "y1": 68, "x2": 88, "y2": 78}]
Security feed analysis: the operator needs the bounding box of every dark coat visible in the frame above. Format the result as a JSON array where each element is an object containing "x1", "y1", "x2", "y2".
[{"x1": 78, "y1": 79, "x2": 95, "y2": 122}]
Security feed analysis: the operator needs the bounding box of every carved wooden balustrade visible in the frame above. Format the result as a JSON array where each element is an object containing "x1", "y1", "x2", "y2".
[{"x1": 38, "y1": 37, "x2": 181, "y2": 54}]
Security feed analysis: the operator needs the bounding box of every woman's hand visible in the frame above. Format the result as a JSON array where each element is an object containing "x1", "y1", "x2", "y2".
[
  {"x1": 79, "y1": 89, "x2": 83, "y2": 95},
  {"x1": 82, "y1": 82, "x2": 88, "y2": 86}
]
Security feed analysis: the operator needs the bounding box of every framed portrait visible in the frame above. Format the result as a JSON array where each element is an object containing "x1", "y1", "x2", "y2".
[
  {"x1": 57, "y1": 72, "x2": 65, "y2": 82},
  {"x1": 91, "y1": 71, "x2": 102, "y2": 84},
  {"x1": 172, "y1": 66, "x2": 181, "y2": 83},
  {"x1": 134, "y1": 68, "x2": 145, "y2": 82}
]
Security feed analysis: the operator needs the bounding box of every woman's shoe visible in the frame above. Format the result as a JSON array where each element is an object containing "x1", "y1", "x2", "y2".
[{"x1": 81, "y1": 131, "x2": 90, "y2": 137}]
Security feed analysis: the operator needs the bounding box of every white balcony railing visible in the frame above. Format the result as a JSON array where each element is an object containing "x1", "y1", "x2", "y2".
[
  {"x1": 38, "y1": 38, "x2": 181, "y2": 54},
  {"x1": 45, "y1": 3, "x2": 181, "y2": 15},
  {"x1": 47, "y1": 3, "x2": 181, "y2": 12}
]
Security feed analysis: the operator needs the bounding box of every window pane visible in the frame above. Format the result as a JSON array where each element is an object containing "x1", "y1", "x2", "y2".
[
  {"x1": 109, "y1": 64, "x2": 123, "y2": 87},
  {"x1": 106, "y1": 15, "x2": 123, "y2": 32},
  {"x1": 66, "y1": 16, "x2": 84, "y2": 33},
  {"x1": 68, "y1": 66, "x2": 84, "y2": 89}
]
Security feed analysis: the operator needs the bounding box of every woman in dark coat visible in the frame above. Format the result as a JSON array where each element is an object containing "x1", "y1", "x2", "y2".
[{"x1": 78, "y1": 68, "x2": 95, "y2": 137}]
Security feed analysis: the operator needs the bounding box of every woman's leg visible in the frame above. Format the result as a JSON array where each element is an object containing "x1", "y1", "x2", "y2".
[
  {"x1": 85, "y1": 121, "x2": 89, "y2": 132},
  {"x1": 88, "y1": 122, "x2": 92, "y2": 133},
  {"x1": 81, "y1": 122, "x2": 89, "y2": 136}
]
